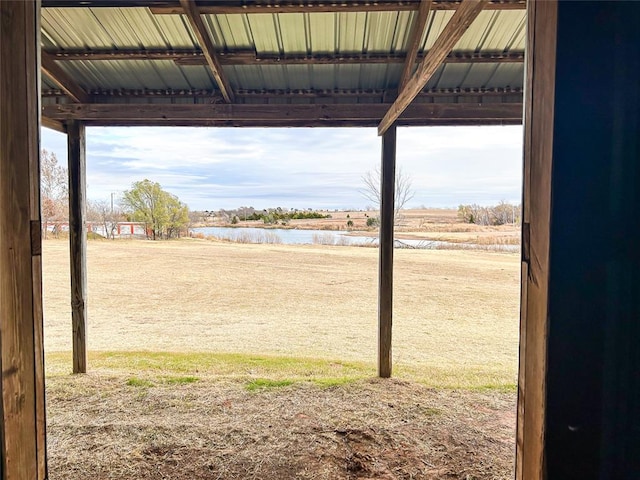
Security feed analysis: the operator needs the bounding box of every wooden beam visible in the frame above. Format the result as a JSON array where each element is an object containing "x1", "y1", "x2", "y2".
[
  {"x1": 147, "y1": 0, "x2": 524, "y2": 14},
  {"x1": 44, "y1": 89, "x2": 524, "y2": 106},
  {"x1": 42, "y1": 103, "x2": 522, "y2": 127},
  {"x1": 67, "y1": 120, "x2": 88, "y2": 374},
  {"x1": 378, "y1": 125, "x2": 396, "y2": 378},
  {"x1": 179, "y1": 0, "x2": 235, "y2": 103},
  {"x1": 0, "y1": 0, "x2": 47, "y2": 478},
  {"x1": 46, "y1": 87, "x2": 521, "y2": 97},
  {"x1": 43, "y1": 118, "x2": 520, "y2": 128},
  {"x1": 378, "y1": 0, "x2": 488, "y2": 135},
  {"x1": 45, "y1": 48, "x2": 525, "y2": 65},
  {"x1": 399, "y1": 0, "x2": 432, "y2": 90},
  {"x1": 515, "y1": 1, "x2": 557, "y2": 478},
  {"x1": 40, "y1": 0, "x2": 524, "y2": 10},
  {"x1": 42, "y1": 116, "x2": 67, "y2": 134},
  {"x1": 41, "y1": 51, "x2": 89, "y2": 103}
]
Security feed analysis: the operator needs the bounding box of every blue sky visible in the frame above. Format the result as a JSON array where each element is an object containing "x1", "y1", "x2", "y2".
[{"x1": 41, "y1": 125, "x2": 523, "y2": 211}]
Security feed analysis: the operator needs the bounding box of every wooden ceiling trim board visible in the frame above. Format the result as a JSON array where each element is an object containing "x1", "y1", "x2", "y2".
[
  {"x1": 41, "y1": 116, "x2": 67, "y2": 134},
  {"x1": 378, "y1": 0, "x2": 488, "y2": 135},
  {"x1": 45, "y1": 49, "x2": 524, "y2": 65},
  {"x1": 145, "y1": 1, "x2": 524, "y2": 15},
  {"x1": 42, "y1": 102, "x2": 523, "y2": 127}
]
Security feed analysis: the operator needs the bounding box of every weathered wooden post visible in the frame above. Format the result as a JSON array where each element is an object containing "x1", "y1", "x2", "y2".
[
  {"x1": 378, "y1": 125, "x2": 396, "y2": 378},
  {"x1": 67, "y1": 120, "x2": 88, "y2": 373},
  {"x1": 518, "y1": 1, "x2": 640, "y2": 477},
  {"x1": 0, "y1": 0, "x2": 48, "y2": 477}
]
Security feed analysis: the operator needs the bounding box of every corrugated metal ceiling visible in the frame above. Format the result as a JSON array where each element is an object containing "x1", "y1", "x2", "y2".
[{"x1": 41, "y1": 5, "x2": 525, "y2": 96}]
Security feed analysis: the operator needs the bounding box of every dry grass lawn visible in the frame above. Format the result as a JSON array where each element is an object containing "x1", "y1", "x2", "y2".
[
  {"x1": 44, "y1": 239, "x2": 520, "y2": 388},
  {"x1": 43, "y1": 238, "x2": 521, "y2": 479}
]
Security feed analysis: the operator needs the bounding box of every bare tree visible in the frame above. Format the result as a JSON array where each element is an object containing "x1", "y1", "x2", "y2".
[
  {"x1": 40, "y1": 149, "x2": 68, "y2": 237},
  {"x1": 360, "y1": 166, "x2": 415, "y2": 225},
  {"x1": 88, "y1": 200, "x2": 122, "y2": 239}
]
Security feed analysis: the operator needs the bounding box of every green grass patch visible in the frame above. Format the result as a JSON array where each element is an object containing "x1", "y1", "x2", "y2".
[
  {"x1": 245, "y1": 379, "x2": 294, "y2": 391},
  {"x1": 45, "y1": 351, "x2": 373, "y2": 383},
  {"x1": 44, "y1": 351, "x2": 516, "y2": 391},
  {"x1": 126, "y1": 377, "x2": 154, "y2": 388},
  {"x1": 163, "y1": 376, "x2": 199, "y2": 385},
  {"x1": 311, "y1": 377, "x2": 358, "y2": 388},
  {"x1": 391, "y1": 362, "x2": 517, "y2": 392}
]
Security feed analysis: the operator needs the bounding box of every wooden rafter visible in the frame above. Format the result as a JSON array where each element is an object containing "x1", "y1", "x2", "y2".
[
  {"x1": 44, "y1": 49, "x2": 524, "y2": 65},
  {"x1": 42, "y1": 103, "x2": 522, "y2": 127},
  {"x1": 378, "y1": 0, "x2": 488, "y2": 135},
  {"x1": 41, "y1": 51, "x2": 89, "y2": 103},
  {"x1": 399, "y1": 0, "x2": 433, "y2": 90},
  {"x1": 41, "y1": 116, "x2": 67, "y2": 134},
  {"x1": 178, "y1": 0, "x2": 235, "y2": 103}
]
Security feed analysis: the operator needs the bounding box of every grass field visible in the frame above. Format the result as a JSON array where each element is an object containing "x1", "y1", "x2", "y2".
[
  {"x1": 43, "y1": 238, "x2": 520, "y2": 388},
  {"x1": 43, "y1": 236, "x2": 521, "y2": 479}
]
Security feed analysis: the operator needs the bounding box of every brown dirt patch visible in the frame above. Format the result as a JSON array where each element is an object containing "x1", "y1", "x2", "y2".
[{"x1": 47, "y1": 376, "x2": 515, "y2": 479}]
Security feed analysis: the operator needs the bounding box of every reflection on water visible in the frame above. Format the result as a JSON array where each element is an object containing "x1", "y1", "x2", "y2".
[
  {"x1": 192, "y1": 226, "x2": 371, "y2": 245},
  {"x1": 191, "y1": 226, "x2": 519, "y2": 251}
]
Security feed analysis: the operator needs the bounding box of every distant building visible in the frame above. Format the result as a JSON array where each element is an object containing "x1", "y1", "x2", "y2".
[{"x1": 45, "y1": 222, "x2": 148, "y2": 238}]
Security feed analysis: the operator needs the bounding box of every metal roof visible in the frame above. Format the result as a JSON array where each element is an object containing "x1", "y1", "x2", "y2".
[{"x1": 40, "y1": 1, "x2": 526, "y2": 127}]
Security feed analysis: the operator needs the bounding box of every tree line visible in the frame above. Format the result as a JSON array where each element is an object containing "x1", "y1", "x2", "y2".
[
  {"x1": 457, "y1": 201, "x2": 521, "y2": 226},
  {"x1": 40, "y1": 150, "x2": 189, "y2": 240}
]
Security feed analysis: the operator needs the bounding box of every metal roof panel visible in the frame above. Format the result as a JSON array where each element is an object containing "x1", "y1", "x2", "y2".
[
  {"x1": 40, "y1": 5, "x2": 524, "y2": 106},
  {"x1": 205, "y1": 14, "x2": 254, "y2": 50},
  {"x1": 454, "y1": 10, "x2": 526, "y2": 51},
  {"x1": 227, "y1": 63, "x2": 401, "y2": 91},
  {"x1": 422, "y1": 11, "x2": 455, "y2": 51},
  {"x1": 482, "y1": 63, "x2": 524, "y2": 88},
  {"x1": 42, "y1": 8, "x2": 114, "y2": 49},
  {"x1": 336, "y1": 12, "x2": 368, "y2": 52}
]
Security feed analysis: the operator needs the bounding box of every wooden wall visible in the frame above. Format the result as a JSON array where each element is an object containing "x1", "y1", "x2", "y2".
[
  {"x1": 0, "y1": 1, "x2": 48, "y2": 478},
  {"x1": 545, "y1": 2, "x2": 640, "y2": 477},
  {"x1": 518, "y1": 1, "x2": 640, "y2": 478},
  {"x1": 516, "y1": 0, "x2": 556, "y2": 477}
]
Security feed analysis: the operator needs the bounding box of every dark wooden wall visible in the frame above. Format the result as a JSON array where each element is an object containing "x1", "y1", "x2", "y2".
[{"x1": 544, "y1": 1, "x2": 640, "y2": 478}]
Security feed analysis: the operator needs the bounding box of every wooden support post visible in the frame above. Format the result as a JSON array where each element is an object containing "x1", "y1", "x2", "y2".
[
  {"x1": 0, "y1": 0, "x2": 48, "y2": 478},
  {"x1": 518, "y1": 2, "x2": 640, "y2": 478},
  {"x1": 378, "y1": 125, "x2": 396, "y2": 378},
  {"x1": 67, "y1": 120, "x2": 88, "y2": 374},
  {"x1": 516, "y1": 1, "x2": 556, "y2": 477}
]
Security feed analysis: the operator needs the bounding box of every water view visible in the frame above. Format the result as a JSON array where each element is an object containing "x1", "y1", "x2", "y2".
[{"x1": 191, "y1": 226, "x2": 457, "y2": 249}]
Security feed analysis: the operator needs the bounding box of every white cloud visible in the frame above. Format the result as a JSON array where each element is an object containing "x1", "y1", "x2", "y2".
[{"x1": 41, "y1": 125, "x2": 524, "y2": 210}]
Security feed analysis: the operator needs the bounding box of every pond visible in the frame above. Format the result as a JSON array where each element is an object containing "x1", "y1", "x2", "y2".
[{"x1": 191, "y1": 226, "x2": 462, "y2": 249}]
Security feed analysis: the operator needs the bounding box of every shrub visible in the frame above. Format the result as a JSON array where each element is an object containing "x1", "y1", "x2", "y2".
[{"x1": 366, "y1": 217, "x2": 379, "y2": 227}]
